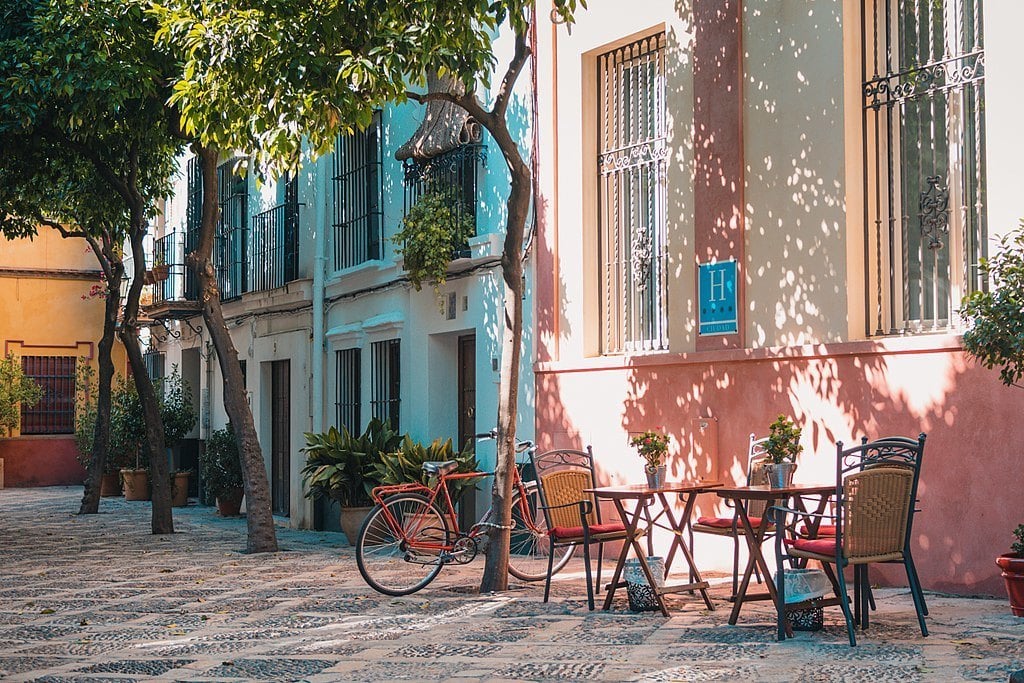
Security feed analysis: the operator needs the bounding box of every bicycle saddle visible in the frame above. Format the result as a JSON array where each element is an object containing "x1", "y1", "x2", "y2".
[{"x1": 422, "y1": 460, "x2": 459, "y2": 476}]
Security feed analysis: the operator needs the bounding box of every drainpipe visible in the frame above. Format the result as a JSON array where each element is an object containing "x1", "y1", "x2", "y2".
[{"x1": 311, "y1": 154, "x2": 327, "y2": 435}]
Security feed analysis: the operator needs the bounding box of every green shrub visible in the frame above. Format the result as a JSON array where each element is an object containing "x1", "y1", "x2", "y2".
[
  {"x1": 301, "y1": 418, "x2": 402, "y2": 507},
  {"x1": 393, "y1": 188, "x2": 475, "y2": 292},
  {"x1": 0, "y1": 353, "x2": 42, "y2": 437},
  {"x1": 372, "y1": 435, "x2": 482, "y2": 511},
  {"x1": 201, "y1": 424, "x2": 244, "y2": 502}
]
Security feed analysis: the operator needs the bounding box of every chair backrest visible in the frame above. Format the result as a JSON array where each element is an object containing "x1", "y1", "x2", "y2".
[
  {"x1": 840, "y1": 466, "x2": 914, "y2": 560},
  {"x1": 833, "y1": 434, "x2": 925, "y2": 559},
  {"x1": 745, "y1": 434, "x2": 770, "y2": 518},
  {"x1": 531, "y1": 447, "x2": 601, "y2": 530}
]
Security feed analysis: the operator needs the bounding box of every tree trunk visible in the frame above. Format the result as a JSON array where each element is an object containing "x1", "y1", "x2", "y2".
[
  {"x1": 478, "y1": 112, "x2": 531, "y2": 594},
  {"x1": 79, "y1": 258, "x2": 122, "y2": 514},
  {"x1": 120, "y1": 220, "x2": 174, "y2": 534},
  {"x1": 191, "y1": 145, "x2": 278, "y2": 553}
]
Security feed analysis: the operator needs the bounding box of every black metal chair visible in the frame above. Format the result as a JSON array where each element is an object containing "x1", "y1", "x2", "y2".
[
  {"x1": 530, "y1": 447, "x2": 629, "y2": 610},
  {"x1": 690, "y1": 433, "x2": 771, "y2": 597},
  {"x1": 772, "y1": 435, "x2": 928, "y2": 646}
]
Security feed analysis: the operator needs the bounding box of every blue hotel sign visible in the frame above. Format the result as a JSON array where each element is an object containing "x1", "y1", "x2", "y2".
[{"x1": 698, "y1": 260, "x2": 738, "y2": 336}]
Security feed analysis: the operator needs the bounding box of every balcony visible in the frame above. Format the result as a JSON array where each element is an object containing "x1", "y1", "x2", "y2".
[
  {"x1": 250, "y1": 199, "x2": 299, "y2": 292},
  {"x1": 402, "y1": 143, "x2": 486, "y2": 237}
]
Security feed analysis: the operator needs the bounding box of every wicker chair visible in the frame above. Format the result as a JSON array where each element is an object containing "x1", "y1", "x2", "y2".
[
  {"x1": 530, "y1": 447, "x2": 629, "y2": 610},
  {"x1": 690, "y1": 434, "x2": 771, "y2": 598},
  {"x1": 772, "y1": 435, "x2": 928, "y2": 646}
]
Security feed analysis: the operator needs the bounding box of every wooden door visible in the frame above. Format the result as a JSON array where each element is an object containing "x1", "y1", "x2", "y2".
[
  {"x1": 457, "y1": 335, "x2": 476, "y2": 530},
  {"x1": 271, "y1": 360, "x2": 290, "y2": 516}
]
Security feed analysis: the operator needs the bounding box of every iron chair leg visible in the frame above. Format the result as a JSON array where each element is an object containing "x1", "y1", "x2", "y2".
[
  {"x1": 835, "y1": 563, "x2": 858, "y2": 647},
  {"x1": 905, "y1": 553, "x2": 929, "y2": 616},
  {"x1": 582, "y1": 541, "x2": 595, "y2": 611},
  {"x1": 543, "y1": 538, "x2": 556, "y2": 603},
  {"x1": 905, "y1": 557, "x2": 929, "y2": 636},
  {"x1": 596, "y1": 544, "x2": 604, "y2": 602}
]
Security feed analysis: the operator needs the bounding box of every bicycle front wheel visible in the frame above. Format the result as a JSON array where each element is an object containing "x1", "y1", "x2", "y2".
[
  {"x1": 356, "y1": 493, "x2": 450, "y2": 596},
  {"x1": 506, "y1": 483, "x2": 576, "y2": 582}
]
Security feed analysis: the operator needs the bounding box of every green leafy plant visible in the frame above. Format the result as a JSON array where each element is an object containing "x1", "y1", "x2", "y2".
[
  {"x1": 393, "y1": 188, "x2": 475, "y2": 292},
  {"x1": 372, "y1": 435, "x2": 483, "y2": 510},
  {"x1": 202, "y1": 424, "x2": 244, "y2": 502},
  {"x1": 961, "y1": 221, "x2": 1024, "y2": 388},
  {"x1": 764, "y1": 415, "x2": 803, "y2": 464},
  {"x1": 301, "y1": 418, "x2": 402, "y2": 508},
  {"x1": 630, "y1": 430, "x2": 670, "y2": 472},
  {"x1": 0, "y1": 353, "x2": 42, "y2": 437},
  {"x1": 73, "y1": 363, "x2": 129, "y2": 474},
  {"x1": 159, "y1": 366, "x2": 197, "y2": 447},
  {"x1": 1012, "y1": 524, "x2": 1024, "y2": 556},
  {"x1": 110, "y1": 376, "x2": 147, "y2": 471}
]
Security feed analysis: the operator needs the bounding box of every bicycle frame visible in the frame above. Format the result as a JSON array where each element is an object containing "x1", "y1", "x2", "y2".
[{"x1": 367, "y1": 462, "x2": 541, "y2": 557}]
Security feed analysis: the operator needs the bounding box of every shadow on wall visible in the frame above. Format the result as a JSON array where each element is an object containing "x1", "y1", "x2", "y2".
[{"x1": 615, "y1": 339, "x2": 1023, "y2": 595}]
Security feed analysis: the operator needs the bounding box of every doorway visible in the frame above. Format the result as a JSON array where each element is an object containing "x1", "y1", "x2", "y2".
[
  {"x1": 457, "y1": 335, "x2": 476, "y2": 530},
  {"x1": 271, "y1": 360, "x2": 290, "y2": 516}
]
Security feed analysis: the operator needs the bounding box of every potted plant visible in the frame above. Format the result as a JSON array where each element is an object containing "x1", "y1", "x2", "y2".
[
  {"x1": 202, "y1": 424, "x2": 245, "y2": 516},
  {"x1": 110, "y1": 377, "x2": 150, "y2": 500},
  {"x1": 392, "y1": 188, "x2": 475, "y2": 294},
  {"x1": 301, "y1": 418, "x2": 402, "y2": 541},
  {"x1": 763, "y1": 415, "x2": 803, "y2": 488},
  {"x1": 151, "y1": 252, "x2": 169, "y2": 282},
  {"x1": 996, "y1": 525, "x2": 1024, "y2": 617},
  {"x1": 371, "y1": 434, "x2": 483, "y2": 512},
  {"x1": 160, "y1": 367, "x2": 197, "y2": 506},
  {"x1": 73, "y1": 364, "x2": 127, "y2": 496},
  {"x1": 630, "y1": 430, "x2": 670, "y2": 488},
  {"x1": 961, "y1": 221, "x2": 1024, "y2": 614}
]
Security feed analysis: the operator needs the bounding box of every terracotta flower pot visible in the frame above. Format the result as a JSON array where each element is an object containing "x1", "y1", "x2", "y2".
[
  {"x1": 99, "y1": 472, "x2": 122, "y2": 497},
  {"x1": 121, "y1": 469, "x2": 150, "y2": 501},
  {"x1": 171, "y1": 472, "x2": 191, "y2": 507},
  {"x1": 339, "y1": 506, "x2": 373, "y2": 545},
  {"x1": 997, "y1": 553, "x2": 1024, "y2": 617},
  {"x1": 216, "y1": 488, "x2": 245, "y2": 517}
]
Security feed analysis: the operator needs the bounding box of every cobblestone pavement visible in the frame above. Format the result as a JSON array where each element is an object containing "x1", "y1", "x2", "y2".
[{"x1": 0, "y1": 487, "x2": 1019, "y2": 682}]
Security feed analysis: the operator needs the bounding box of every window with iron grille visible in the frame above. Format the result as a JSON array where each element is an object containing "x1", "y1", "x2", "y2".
[
  {"x1": 335, "y1": 348, "x2": 361, "y2": 434},
  {"x1": 216, "y1": 159, "x2": 248, "y2": 300},
  {"x1": 862, "y1": 0, "x2": 985, "y2": 335},
  {"x1": 333, "y1": 113, "x2": 383, "y2": 270},
  {"x1": 597, "y1": 34, "x2": 669, "y2": 354},
  {"x1": 370, "y1": 339, "x2": 400, "y2": 431},
  {"x1": 20, "y1": 356, "x2": 76, "y2": 435},
  {"x1": 402, "y1": 142, "x2": 485, "y2": 247},
  {"x1": 250, "y1": 173, "x2": 300, "y2": 291},
  {"x1": 184, "y1": 157, "x2": 202, "y2": 301},
  {"x1": 144, "y1": 351, "x2": 165, "y2": 382}
]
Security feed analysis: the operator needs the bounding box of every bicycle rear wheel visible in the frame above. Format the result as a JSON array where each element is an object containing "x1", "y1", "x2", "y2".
[
  {"x1": 506, "y1": 483, "x2": 575, "y2": 581},
  {"x1": 356, "y1": 493, "x2": 450, "y2": 596}
]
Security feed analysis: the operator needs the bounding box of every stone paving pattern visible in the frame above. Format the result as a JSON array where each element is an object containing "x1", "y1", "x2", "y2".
[{"x1": 0, "y1": 487, "x2": 1020, "y2": 682}]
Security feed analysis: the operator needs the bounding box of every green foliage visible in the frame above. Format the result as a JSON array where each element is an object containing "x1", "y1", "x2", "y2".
[
  {"x1": 110, "y1": 376, "x2": 147, "y2": 470},
  {"x1": 961, "y1": 222, "x2": 1024, "y2": 388},
  {"x1": 393, "y1": 189, "x2": 475, "y2": 292},
  {"x1": 0, "y1": 353, "x2": 42, "y2": 437},
  {"x1": 372, "y1": 435, "x2": 483, "y2": 510},
  {"x1": 301, "y1": 418, "x2": 403, "y2": 507},
  {"x1": 630, "y1": 430, "x2": 670, "y2": 471},
  {"x1": 201, "y1": 424, "x2": 244, "y2": 501},
  {"x1": 160, "y1": 365, "x2": 197, "y2": 447},
  {"x1": 764, "y1": 415, "x2": 803, "y2": 464},
  {"x1": 1013, "y1": 524, "x2": 1024, "y2": 556}
]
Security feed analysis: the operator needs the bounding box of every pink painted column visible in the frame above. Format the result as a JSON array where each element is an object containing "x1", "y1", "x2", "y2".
[{"x1": 694, "y1": 0, "x2": 745, "y2": 351}]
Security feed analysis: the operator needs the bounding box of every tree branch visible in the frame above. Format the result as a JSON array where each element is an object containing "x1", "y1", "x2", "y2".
[
  {"x1": 492, "y1": 28, "x2": 531, "y2": 120},
  {"x1": 406, "y1": 90, "x2": 495, "y2": 130}
]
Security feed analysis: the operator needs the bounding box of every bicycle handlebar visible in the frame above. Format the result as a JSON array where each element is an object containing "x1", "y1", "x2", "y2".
[{"x1": 474, "y1": 429, "x2": 534, "y2": 453}]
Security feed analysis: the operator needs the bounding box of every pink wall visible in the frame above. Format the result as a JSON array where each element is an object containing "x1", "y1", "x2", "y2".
[
  {"x1": 0, "y1": 437, "x2": 86, "y2": 487},
  {"x1": 535, "y1": 336, "x2": 1023, "y2": 596}
]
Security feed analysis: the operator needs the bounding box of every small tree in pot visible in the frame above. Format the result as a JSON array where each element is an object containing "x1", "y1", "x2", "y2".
[
  {"x1": 202, "y1": 424, "x2": 244, "y2": 516},
  {"x1": 763, "y1": 415, "x2": 803, "y2": 488},
  {"x1": 961, "y1": 221, "x2": 1024, "y2": 616}
]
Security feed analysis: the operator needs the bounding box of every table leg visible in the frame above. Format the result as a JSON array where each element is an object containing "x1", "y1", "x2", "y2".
[
  {"x1": 728, "y1": 498, "x2": 780, "y2": 626},
  {"x1": 601, "y1": 498, "x2": 643, "y2": 611},
  {"x1": 658, "y1": 492, "x2": 714, "y2": 611}
]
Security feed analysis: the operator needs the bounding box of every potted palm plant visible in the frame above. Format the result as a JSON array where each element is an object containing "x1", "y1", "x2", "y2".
[
  {"x1": 201, "y1": 424, "x2": 245, "y2": 516},
  {"x1": 371, "y1": 434, "x2": 483, "y2": 511},
  {"x1": 301, "y1": 418, "x2": 402, "y2": 542},
  {"x1": 763, "y1": 414, "x2": 803, "y2": 488}
]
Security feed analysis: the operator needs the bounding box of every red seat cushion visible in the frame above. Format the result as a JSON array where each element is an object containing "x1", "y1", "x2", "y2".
[
  {"x1": 549, "y1": 522, "x2": 626, "y2": 541},
  {"x1": 786, "y1": 537, "x2": 837, "y2": 555},
  {"x1": 695, "y1": 516, "x2": 765, "y2": 529},
  {"x1": 799, "y1": 523, "x2": 837, "y2": 537}
]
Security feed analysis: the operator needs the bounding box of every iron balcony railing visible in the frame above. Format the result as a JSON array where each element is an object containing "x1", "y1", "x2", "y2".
[
  {"x1": 152, "y1": 230, "x2": 192, "y2": 304},
  {"x1": 250, "y1": 197, "x2": 300, "y2": 293},
  {"x1": 402, "y1": 143, "x2": 486, "y2": 239}
]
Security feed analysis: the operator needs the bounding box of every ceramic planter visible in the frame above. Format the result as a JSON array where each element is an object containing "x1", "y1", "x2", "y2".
[
  {"x1": 99, "y1": 472, "x2": 122, "y2": 497},
  {"x1": 121, "y1": 469, "x2": 150, "y2": 501},
  {"x1": 339, "y1": 506, "x2": 374, "y2": 545},
  {"x1": 171, "y1": 472, "x2": 191, "y2": 507},
  {"x1": 996, "y1": 553, "x2": 1024, "y2": 617},
  {"x1": 764, "y1": 462, "x2": 797, "y2": 489},
  {"x1": 216, "y1": 488, "x2": 245, "y2": 517}
]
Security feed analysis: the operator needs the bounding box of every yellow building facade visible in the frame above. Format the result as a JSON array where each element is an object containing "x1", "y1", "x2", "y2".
[{"x1": 0, "y1": 225, "x2": 126, "y2": 486}]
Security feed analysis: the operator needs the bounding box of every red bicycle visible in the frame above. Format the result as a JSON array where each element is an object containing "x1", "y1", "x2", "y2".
[{"x1": 355, "y1": 431, "x2": 576, "y2": 596}]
